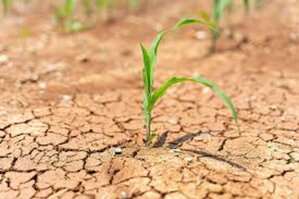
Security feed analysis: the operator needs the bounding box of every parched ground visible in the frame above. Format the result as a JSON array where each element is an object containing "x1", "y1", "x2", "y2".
[{"x1": 0, "y1": 0, "x2": 298, "y2": 198}]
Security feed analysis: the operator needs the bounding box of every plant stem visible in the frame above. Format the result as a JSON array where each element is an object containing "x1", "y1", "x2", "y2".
[
  {"x1": 145, "y1": 111, "x2": 151, "y2": 146},
  {"x1": 210, "y1": 32, "x2": 218, "y2": 53}
]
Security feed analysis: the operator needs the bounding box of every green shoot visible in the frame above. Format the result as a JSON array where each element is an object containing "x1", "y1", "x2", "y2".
[
  {"x1": 82, "y1": 0, "x2": 93, "y2": 16},
  {"x1": 211, "y1": 0, "x2": 231, "y2": 52},
  {"x1": 2, "y1": 0, "x2": 11, "y2": 16},
  {"x1": 213, "y1": 0, "x2": 231, "y2": 22},
  {"x1": 96, "y1": 0, "x2": 109, "y2": 8},
  {"x1": 55, "y1": 0, "x2": 87, "y2": 33},
  {"x1": 243, "y1": 0, "x2": 250, "y2": 15},
  {"x1": 140, "y1": 18, "x2": 238, "y2": 146}
]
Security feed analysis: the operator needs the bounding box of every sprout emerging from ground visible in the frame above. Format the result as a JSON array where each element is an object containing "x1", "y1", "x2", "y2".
[{"x1": 140, "y1": 18, "x2": 238, "y2": 145}]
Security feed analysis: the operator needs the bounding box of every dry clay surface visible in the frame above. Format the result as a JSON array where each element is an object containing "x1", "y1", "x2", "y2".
[{"x1": 0, "y1": 0, "x2": 299, "y2": 198}]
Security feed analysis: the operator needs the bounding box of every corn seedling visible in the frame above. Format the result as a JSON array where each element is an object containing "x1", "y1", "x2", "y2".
[
  {"x1": 201, "y1": 0, "x2": 252, "y2": 52},
  {"x1": 55, "y1": 0, "x2": 86, "y2": 33},
  {"x1": 53, "y1": 0, "x2": 143, "y2": 31},
  {"x1": 199, "y1": 0, "x2": 231, "y2": 52},
  {"x1": 140, "y1": 19, "x2": 238, "y2": 145}
]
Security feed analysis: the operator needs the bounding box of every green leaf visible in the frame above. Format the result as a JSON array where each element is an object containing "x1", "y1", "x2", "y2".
[
  {"x1": 175, "y1": 18, "x2": 216, "y2": 31},
  {"x1": 2, "y1": 0, "x2": 11, "y2": 16},
  {"x1": 145, "y1": 19, "x2": 217, "y2": 99},
  {"x1": 65, "y1": 0, "x2": 76, "y2": 17},
  {"x1": 176, "y1": 18, "x2": 218, "y2": 35},
  {"x1": 243, "y1": 0, "x2": 250, "y2": 13},
  {"x1": 140, "y1": 44, "x2": 151, "y2": 97},
  {"x1": 213, "y1": 0, "x2": 231, "y2": 22},
  {"x1": 150, "y1": 77, "x2": 238, "y2": 125},
  {"x1": 199, "y1": 10, "x2": 211, "y2": 22},
  {"x1": 96, "y1": 0, "x2": 109, "y2": 8},
  {"x1": 149, "y1": 30, "x2": 170, "y2": 58}
]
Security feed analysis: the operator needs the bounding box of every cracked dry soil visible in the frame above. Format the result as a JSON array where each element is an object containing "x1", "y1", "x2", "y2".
[{"x1": 0, "y1": 0, "x2": 299, "y2": 198}]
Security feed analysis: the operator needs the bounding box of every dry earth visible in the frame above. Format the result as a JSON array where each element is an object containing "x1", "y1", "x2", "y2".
[{"x1": 0, "y1": 0, "x2": 298, "y2": 198}]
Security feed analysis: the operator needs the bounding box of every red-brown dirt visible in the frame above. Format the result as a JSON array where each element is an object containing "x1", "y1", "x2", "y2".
[{"x1": 0, "y1": 0, "x2": 298, "y2": 198}]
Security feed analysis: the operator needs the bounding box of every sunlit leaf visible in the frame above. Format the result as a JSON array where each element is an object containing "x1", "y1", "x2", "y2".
[
  {"x1": 65, "y1": 0, "x2": 76, "y2": 17},
  {"x1": 150, "y1": 77, "x2": 238, "y2": 125},
  {"x1": 175, "y1": 18, "x2": 216, "y2": 31},
  {"x1": 140, "y1": 44, "x2": 151, "y2": 97},
  {"x1": 213, "y1": 0, "x2": 231, "y2": 21}
]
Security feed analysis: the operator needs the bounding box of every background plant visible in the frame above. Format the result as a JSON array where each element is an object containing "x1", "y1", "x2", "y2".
[
  {"x1": 243, "y1": 0, "x2": 250, "y2": 14},
  {"x1": 55, "y1": 0, "x2": 141, "y2": 32},
  {"x1": 210, "y1": 0, "x2": 231, "y2": 52},
  {"x1": 1, "y1": 0, "x2": 12, "y2": 16},
  {"x1": 140, "y1": 18, "x2": 238, "y2": 145},
  {"x1": 200, "y1": 0, "x2": 255, "y2": 52},
  {"x1": 55, "y1": 0, "x2": 87, "y2": 33}
]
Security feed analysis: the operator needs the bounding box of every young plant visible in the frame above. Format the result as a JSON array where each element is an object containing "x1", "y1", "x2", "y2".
[
  {"x1": 140, "y1": 19, "x2": 238, "y2": 145},
  {"x1": 55, "y1": 0, "x2": 86, "y2": 33},
  {"x1": 199, "y1": 0, "x2": 232, "y2": 52}
]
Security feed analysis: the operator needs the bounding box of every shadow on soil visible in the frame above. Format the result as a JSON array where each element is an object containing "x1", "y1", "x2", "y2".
[{"x1": 153, "y1": 131, "x2": 247, "y2": 171}]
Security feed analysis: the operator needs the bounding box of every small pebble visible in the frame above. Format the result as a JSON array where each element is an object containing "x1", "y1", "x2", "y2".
[
  {"x1": 38, "y1": 81, "x2": 47, "y2": 89},
  {"x1": 202, "y1": 87, "x2": 210, "y2": 94},
  {"x1": 61, "y1": 95, "x2": 73, "y2": 101},
  {"x1": 0, "y1": 54, "x2": 9, "y2": 64},
  {"x1": 113, "y1": 147, "x2": 122, "y2": 155},
  {"x1": 184, "y1": 157, "x2": 193, "y2": 163},
  {"x1": 120, "y1": 191, "x2": 128, "y2": 199},
  {"x1": 195, "y1": 31, "x2": 207, "y2": 40},
  {"x1": 168, "y1": 118, "x2": 178, "y2": 125},
  {"x1": 192, "y1": 71, "x2": 201, "y2": 77},
  {"x1": 169, "y1": 148, "x2": 181, "y2": 153}
]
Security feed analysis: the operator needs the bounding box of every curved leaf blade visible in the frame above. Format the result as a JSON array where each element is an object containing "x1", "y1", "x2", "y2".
[
  {"x1": 149, "y1": 29, "x2": 170, "y2": 60},
  {"x1": 175, "y1": 18, "x2": 217, "y2": 32},
  {"x1": 146, "y1": 18, "x2": 218, "y2": 91},
  {"x1": 140, "y1": 44, "x2": 151, "y2": 96},
  {"x1": 150, "y1": 77, "x2": 238, "y2": 125}
]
